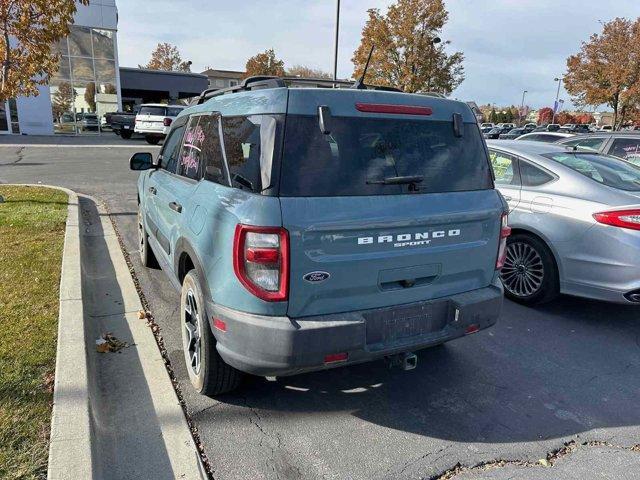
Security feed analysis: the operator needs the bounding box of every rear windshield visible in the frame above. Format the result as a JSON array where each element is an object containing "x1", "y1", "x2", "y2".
[
  {"x1": 279, "y1": 116, "x2": 493, "y2": 196},
  {"x1": 543, "y1": 152, "x2": 640, "y2": 191},
  {"x1": 139, "y1": 106, "x2": 166, "y2": 116}
]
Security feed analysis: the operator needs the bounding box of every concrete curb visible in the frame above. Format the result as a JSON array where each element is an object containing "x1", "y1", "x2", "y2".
[{"x1": 4, "y1": 185, "x2": 204, "y2": 479}]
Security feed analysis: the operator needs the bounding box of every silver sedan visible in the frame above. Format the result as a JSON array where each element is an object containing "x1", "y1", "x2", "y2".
[{"x1": 487, "y1": 140, "x2": 640, "y2": 305}]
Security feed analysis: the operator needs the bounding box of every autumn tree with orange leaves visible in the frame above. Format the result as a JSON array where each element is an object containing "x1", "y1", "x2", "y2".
[
  {"x1": 564, "y1": 17, "x2": 640, "y2": 129},
  {"x1": 142, "y1": 43, "x2": 191, "y2": 72},
  {"x1": 351, "y1": 0, "x2": 464, "y2": 94},
  {"x1": 0, "y1": 0, "x2": 89, "y2": 102},
  {"x1": 244, "y1": 49, "x2": 285, "y2": 79}
]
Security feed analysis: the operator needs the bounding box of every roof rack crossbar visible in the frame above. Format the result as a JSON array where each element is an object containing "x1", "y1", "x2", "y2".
[{"x1": 194, "y1": 75, "x2": 403, "y2": 105}]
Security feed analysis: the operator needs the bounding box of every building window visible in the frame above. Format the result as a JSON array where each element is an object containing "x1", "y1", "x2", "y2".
[
  {"x1": 229, "y1": 80, "x2": 239, "y2": 87},
  {"x1": 8, "y1": 99, "x2": 19, "y2": 134},
  {"x1": 50, "y1": 25, "x2": 118, "y2": 135}
]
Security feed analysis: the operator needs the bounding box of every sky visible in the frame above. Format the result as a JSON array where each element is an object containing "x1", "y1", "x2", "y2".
[{"x1": 116, "y1": 0, "x2": 639, "y2": 111}]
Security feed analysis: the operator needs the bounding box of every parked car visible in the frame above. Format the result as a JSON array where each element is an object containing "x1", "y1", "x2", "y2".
[
  {"x1": 108, "y1": 106, "x2": 140, "y2": 139},
  {"x1": 487, "y1": 140, "x2": 640, "y2": 305},
  {"x1": 481, "y1": 122, "x2": 495, "y2": 129},
  {"x1": 497, "y1": 123, "x2": 516, "y2": 130},
  {"x1": 556, "y1": 133, "x2": 640, "y2": 166},
  {"x1": 135, "y1": 104, "x2": 186, "y2": 145},
  {"x1": 524, "y1": 123, "x2": 537, "y2": 130},
  {"x1": 559, "y1": 124, "x2": 590, "y2": 134},
  {"x1": 532, "y1": 124, "x2": 561, "y2": 133},
  {"x1": 76, "y1": 113, "x2": 99, "y2": 132},
  {"x1": 600, "y1": 125, "x2": 614, "y2": 131},
  {"x1": 516, "y1": 132, "x2": 574, "y2": 143},
  {"x1": 499, "y1": 127, "x2": 528, "y2": 140},
  {"x1": 130, "y1": 77, "x2": 508, "y2": 395},
  {"x1": 484, "y1": 126, "x2": 513, "y2": 139}
]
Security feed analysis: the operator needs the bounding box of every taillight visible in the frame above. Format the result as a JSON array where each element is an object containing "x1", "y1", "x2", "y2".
[
  {"x1": 355, "y1": 103, "x2": 433, "y2": 116},
  {"x1": 496, "y1": 212, "x2": 511, "y2": 270},
  {"x1": 593, "y1": 209, "x2": 640, "y2": 231},
  {"x1": 163, "y1": 117, "x2": 173, "y2": 127},
  {"x1": 233, "y1": 225, "x2": 289, "y2": 301}
]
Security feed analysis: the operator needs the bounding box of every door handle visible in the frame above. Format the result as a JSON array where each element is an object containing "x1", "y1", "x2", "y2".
[
  {"x1": 148, "y1": 186, "x2": 157, "y2": 195},
  {"x1": 169, "y1": 201, "x2": 182, "y2": 213}
]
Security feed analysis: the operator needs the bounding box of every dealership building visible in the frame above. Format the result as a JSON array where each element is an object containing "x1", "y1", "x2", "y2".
[{"x1": 6, "y1": 0, "x2": 207, "y2": 136}]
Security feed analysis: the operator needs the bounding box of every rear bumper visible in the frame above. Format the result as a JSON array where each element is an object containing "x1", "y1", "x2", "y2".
[{"x1": 207, "y1": 276, "x2": 503, "y2": 377}]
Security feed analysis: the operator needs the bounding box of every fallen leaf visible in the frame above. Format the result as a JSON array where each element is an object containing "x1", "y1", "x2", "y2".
[
  {"x1": 538, "y1": 459, "x2": 550, "y2": 467},
  {"x1": 138, "y1": 310, "x2": 146, "y2": 319}
]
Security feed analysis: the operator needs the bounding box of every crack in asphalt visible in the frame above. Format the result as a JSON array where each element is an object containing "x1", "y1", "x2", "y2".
[
  {"x1": 0, "y1": 146, "x2": 25, "y2": 166},
  {"x1": 428, "y1": 439, "x2": 640, "y2": 480}
]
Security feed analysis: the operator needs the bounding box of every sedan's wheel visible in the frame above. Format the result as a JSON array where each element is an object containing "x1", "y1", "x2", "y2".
[
  {"x1": 138, "y1": 208, "x2": 157, "y2": 268},
  {"x1": 180, "y1": 270, "x2": 243, "y2": 396},
  {"x1": 500, "y1": 233, "x2": 559, "y2": 305}
]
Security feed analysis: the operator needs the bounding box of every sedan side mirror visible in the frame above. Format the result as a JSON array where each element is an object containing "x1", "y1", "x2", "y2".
[{"x1": 129, "y1": 152, "x2": 154, "y2": 171}]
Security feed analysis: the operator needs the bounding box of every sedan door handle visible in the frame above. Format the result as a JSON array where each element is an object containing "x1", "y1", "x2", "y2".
[
  {"x1": 169, "y1": 201, "x2": 182, "y2": 213},
  {"x1": 148, "y1": 186, "x2": 157, "y2": 195}
]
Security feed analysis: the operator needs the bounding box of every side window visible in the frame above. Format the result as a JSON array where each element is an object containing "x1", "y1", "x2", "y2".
[
  {"x1": 222, "y1": 115, "x2": 271, "y2": 192},
  {"x1": 520, "y1": 161, "x2": 554, "y2": 187},
  {"x1": 489, "y1": 150, "x2": 520, "y2": 186},
  {"x1": 167, "y1": 107, "x2": 183, "y2": 117},
  {"x1": 563, "y1": 137, "x2": 605, "y2": 151},
  {"x1": 179, "y1": 113, "x2": 227, "y2": 184},
  {"x1": 609, "y1": 138, "x2": 640, "y2": 162},
  {"x1": 160, "y1": 124, "x2": 185, "y2": 173}
]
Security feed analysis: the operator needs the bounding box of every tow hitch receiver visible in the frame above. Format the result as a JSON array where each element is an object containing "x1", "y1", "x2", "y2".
[{"x1": 387, "y1": 352, "x2": 418, "y2": 371}]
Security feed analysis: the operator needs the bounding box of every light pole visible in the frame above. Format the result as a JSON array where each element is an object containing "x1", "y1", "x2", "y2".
[
  {"x1": 552, "y1": 77, "x2": 562, "y2": 124},
  {"x1": 333, "y1": 0, "x2": 341, "y2": 86},
  {"x1": 520, "y1": 90, "x2": 528, "y2": 125}
]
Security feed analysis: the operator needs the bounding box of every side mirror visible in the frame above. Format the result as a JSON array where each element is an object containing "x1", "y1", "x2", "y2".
[{"x1": 129, "y1": 152, "x2": 154, "y2": 171}]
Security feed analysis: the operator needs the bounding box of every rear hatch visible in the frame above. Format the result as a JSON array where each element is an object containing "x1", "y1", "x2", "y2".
[
  {"x1": 136, "y1": 105, "x2": 168, "y2": 130},
  {"x1": 279, "y1": 90, "x2": 504, "y2": 318}
]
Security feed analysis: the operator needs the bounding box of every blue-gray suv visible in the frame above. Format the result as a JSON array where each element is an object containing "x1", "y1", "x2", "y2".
[{"x1": 129, "y1": 77, "x2": 509, "y2": 396}]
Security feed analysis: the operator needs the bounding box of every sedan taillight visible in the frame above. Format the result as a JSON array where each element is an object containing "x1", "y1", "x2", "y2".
[
  {"x1": 233, "y1": 225, "x2": 289, "y2": 301},
  {"x1": 163, "y1": 117, "x2": 173, "y2": 127},
  {"x1": 593, "y1": 209, "x2": 640, "y2": 231},
  {"x1": 496, "y1": 212, "x2": 511, "y2": 270}
]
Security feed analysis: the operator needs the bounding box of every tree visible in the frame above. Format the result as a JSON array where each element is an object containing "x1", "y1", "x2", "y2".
[
  {"x1": 0, "y1": 0, "x2": 89, "y2": 102},
  {"x1": 52, "y1": 81, "x2": 75, "y2": 121},
  {"x1": 141, "y1": 43, "x2": 191, "y2": 72},
  {"x1": 244, "y1": 48, "x2": 285, "y2": 79},
  {"x1": 84, "y1": 82, "x2": 96, "y2": 111},
  {"x1": 564, "y1": 17, "x2": 640, "y2": 129},
  {"x1": 538, "y1": 107, "x2": 554, "y2": 125},
  {"x1": 351, "y1": 0, "x2": 464, "y2": 94},
  {"x1": 286, "y1": 65, "x2": 332, "y2": 79},
  {"x1": 556, "y1": 111, "x2": 576, "y2": 125},
  {"x1": 574, "y1": 113, "x2": 595, "y2": 124}
]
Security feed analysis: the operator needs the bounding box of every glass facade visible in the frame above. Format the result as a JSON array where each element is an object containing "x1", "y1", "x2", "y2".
[{"x1": 51, "y1": 26, "x2": 118, "y2": 134}]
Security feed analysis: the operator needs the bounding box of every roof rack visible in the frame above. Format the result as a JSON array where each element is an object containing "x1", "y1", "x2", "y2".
[{"x1": 194, "y1": 76, "x2": 402, "y2": 105}]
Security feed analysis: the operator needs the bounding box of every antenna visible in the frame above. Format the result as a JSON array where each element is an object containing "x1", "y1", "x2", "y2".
[{"x1": 353, "y1": 45, "x2": 374, "y2": 90}]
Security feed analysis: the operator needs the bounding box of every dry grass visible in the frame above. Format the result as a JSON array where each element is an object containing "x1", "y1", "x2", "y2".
[{"x1": 0, "y1": 186, "x2": 67, "y2": 479}]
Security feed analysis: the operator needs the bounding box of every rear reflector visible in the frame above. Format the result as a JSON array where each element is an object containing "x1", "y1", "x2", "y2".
[
  {"x1": 355, "y1": 103, "x2": 433, "y2": 116},
  {"x1": 593, "y1": 209, "x2": 640, "y2": 231},
  {"x1": 465, "y1": 324, "x2": 480, "y2": 335},
  {"x1": 213, "y1": 318, "x2": 227, "y2": 332},
  {"x1": 324, "y1": 352, "x2": 348, "y2": 364}
]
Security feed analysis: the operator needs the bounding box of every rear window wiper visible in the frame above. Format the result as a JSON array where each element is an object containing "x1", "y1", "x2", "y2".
[{"x1": 366, "y1": 175, "x2": 424, "y2": 186}]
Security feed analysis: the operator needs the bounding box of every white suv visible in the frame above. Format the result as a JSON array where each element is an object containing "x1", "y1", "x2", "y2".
[{"x1": 134, "y1": 104, "x2": 186, "y2": 145}]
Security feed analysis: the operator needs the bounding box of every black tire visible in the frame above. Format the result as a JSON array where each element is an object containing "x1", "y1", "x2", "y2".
[
  {"x1": 500, "y1": 233, "x2": 559, "y2": 306},
  {"x1": 137, "y1": 206, "x2": 157, "y2": 268},
  {"x1": 145, "y1": 135, "x2": 161, "y2": 145},
  {"x1": 181, "y1": 270, "x2": 243, "y2": 396},
  {"x1": 120, "y1": 130, "x2": 133, "y2": 139}
]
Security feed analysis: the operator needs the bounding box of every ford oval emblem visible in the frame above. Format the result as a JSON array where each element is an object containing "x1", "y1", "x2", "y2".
[{"x1": 303, "y1": 271, "x2": 330, "y2": 283}]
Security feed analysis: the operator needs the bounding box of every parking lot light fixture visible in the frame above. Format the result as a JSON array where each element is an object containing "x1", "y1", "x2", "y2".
[{"x1": 552, "y1": 77, "x2": 562, "y2": 124}]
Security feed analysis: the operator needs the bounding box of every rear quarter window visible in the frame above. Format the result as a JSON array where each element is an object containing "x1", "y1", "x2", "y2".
[{"x1": 279, "y1": 116, "x2": 493, "y2": 197}]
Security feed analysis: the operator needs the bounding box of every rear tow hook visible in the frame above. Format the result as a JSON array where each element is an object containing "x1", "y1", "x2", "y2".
[{"x1": 387, "y1": 352, "x2": 418, "y2": 371}]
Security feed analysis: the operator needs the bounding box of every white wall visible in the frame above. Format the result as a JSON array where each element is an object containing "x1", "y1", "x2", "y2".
[{"x1": 16, "y1": 85, "x2": 54, "y2": 135}]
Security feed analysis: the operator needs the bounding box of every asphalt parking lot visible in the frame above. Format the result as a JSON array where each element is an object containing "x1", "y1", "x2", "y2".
[{"x1": 2, "y1": 142, "x2": 639, "y2": 479}]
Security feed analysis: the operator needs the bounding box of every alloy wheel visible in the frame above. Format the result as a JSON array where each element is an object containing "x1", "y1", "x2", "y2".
[
  {"x1": 183, "y1": 289, "x2": 202, "y2": 375},
  {"x1": 501, "y1": 241, "x2": 545, "y2": 298}
]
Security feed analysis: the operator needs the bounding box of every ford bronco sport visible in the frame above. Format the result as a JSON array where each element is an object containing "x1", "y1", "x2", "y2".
[{"x1": 129, "y1": 77, "x2": 509, "y2": 396}]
